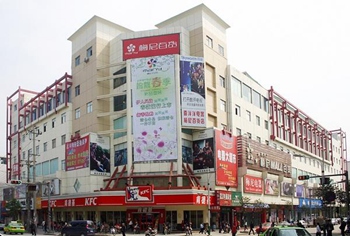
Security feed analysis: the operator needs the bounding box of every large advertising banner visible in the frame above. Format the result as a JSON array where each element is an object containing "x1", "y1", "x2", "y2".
[
  {"x1": 180, "y1": 56, "x2": 206, "y2": 128},
  {"x1": 90, "y1": 133, "x2": 110, "y2": 176},
  {"x1": 215, "y1": 129, "x2": 238, "y2": 187},
  {"x1": 65, "y1": 135, "x2": 89, "y2": 171},
  {"x1": 114, "y1": 148, "x2": 127, "y2": 167},
  {"x1": 123, "y1": 34, "x2": 180, "y2": 60},
  {"x1": 193, "y1": 129, "x2": 214, "y2": 173},
  {"x1": 131, "y1": 55, "x2": 177, "y2": 162},
  {"x1": 281, "y1": 182, "x2": 294, "y2": 196},
  {"x1": 244, "y1": 175, "x2": 263, "y2": 194},
  {"x1": 264, "y1": 179, "x2": 279, "y2": 195}
]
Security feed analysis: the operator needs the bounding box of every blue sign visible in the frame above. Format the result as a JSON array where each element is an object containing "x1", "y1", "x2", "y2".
[{"x1": 298, "y1": 198, "x2": 322, "y2": 208}]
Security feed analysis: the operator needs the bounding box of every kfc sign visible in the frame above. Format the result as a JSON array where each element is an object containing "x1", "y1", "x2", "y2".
[
  {"x1": 125, "y1": 185, "x2": 154, "y2": 202},
  {"x1": 123, "y1": 34, "x2": 180, "y2": 60}
]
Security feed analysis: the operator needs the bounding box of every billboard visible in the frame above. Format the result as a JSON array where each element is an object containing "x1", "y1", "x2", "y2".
[
  {"x1": 65, "y1": 135, "x2": 89, "y2": 171},
  {"x1": 243, "y1": 175, "x2": 263, "y2": 194},
  {"x1": 192, "y1": 129, "x2": 214, "y2": 173},
  {"x1": 182, "y1": 146, "x2": 193, "y2": 164},
  {"x1": 180, "y1": 56, "x2": 206, "y2": 127},
  {"x1": 123, "y1": 34, "x2": 180, "y2": 60},
  {"x1": 125, "y1": 185, "x2": 154, "y2": 203},
  {"x1": 215, "y1": 130, "x2": 238, "y2": 187},
  {"x1": 42, "y1": 178, "x2": 60, "y2": 196},
  {"x1": 90, "y1": 133, "x2": 110, "y2": 176},
  {"x1": 131, "y1": 55, "x2": 178, "y2": 162},
  {"x1": 264, "y1": 179, "x2": 279, "y2": 195},
  {"x1": 281, "y1": 182, "x2": 294, "y2": 196}
]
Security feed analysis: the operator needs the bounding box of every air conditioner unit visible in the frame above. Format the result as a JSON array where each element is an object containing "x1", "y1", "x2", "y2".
[{"x1": 84, "y1": 57, "x2": 89, "y2": 63}]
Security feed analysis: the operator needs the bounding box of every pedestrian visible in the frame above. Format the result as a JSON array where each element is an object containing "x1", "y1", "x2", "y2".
[
  {"x1": 231, "y1": 222, "x2": 238, "y2": 236},
  {"x1": 259, "y1": 223, "x2": 262, "y2": 236},
  {"x1": 199, "y1": 223, "x2": 204, "y2": 234},
  {"x1": 248, "y1": 221, "x2": 255, "y2": 235},
  {"x1": 42, "y1": 220, "x2": 47, "y2": 233},
  {"x1": 325, "y1": 219, "x2": 334, "y2": 236},
  {"x1": 244, "y1": 221, "x2": 248, "y2": 232},
  {"x1": 316, "y1": 223, "x2": 322, "y2": 236},
  {"x1": 121, "y1": 223, "x2": 126, "y2": 236},
  {"x1": 30, "y1": 221, "x2": 36, "y2": 236},
  {"x1": 340, "y1": 218, "x2": 346, "y2": 236}
]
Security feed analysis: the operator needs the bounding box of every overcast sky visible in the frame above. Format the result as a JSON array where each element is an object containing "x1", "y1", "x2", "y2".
[{"x1": 1, "y1": 0, "x2": 350, "y2": 158}]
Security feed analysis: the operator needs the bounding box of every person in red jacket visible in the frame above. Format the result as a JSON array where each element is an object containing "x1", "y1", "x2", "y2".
[{"x1": 232, "y1": 221, "x2": 238, "y2": 236}]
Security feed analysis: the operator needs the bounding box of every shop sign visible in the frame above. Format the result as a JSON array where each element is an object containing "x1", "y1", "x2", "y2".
[
  {"x1": 231, "y1": 192, "x2": 242, "y2": 206},
  {"x1": 243, "y1": 175, "x2": 263, "y2": 194},
  {"x1": 137, "y1": 207, "x2": 152, "y2": 213},
  {"x1": 260, "y1": 158, "x2": 291, "y2": 174},
  {"x1": 216, "y1": 190, "x2": 232, "y2": 206},
  {"x1": 126, "y1": 185, "x2": 154, "y2": 202}
]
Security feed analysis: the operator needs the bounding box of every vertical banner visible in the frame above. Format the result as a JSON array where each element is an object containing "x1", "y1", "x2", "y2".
[
  {"x1": 65, "y1": 135, "x2": 89, "y2": 171},
  {"x1": 193, "y1": 129, "x2": 214, "y2": 173},
  {"x1": 90, "y1": 133, "x2": 111, "y2": 176},
  {"x1": 215, "y1": 130, "x2": 238, "y2": 187},
  {"x1": 131, "y1": 55, "x2": 177, "y2": 162},
  {"x1": 180, "y1": 56, "x2": 206, "y2": 127}
]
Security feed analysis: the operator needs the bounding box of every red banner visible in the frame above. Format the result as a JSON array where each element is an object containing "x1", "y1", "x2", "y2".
[
  {"x1": 65, "y1": 135, "x2": 89, "y2": 171},
  {"x1": 215, "y1": 130, "x2": 238, "y2": 187},
  {"x1": 123, "y1": 34, "x2": 180, "y2": 60},
  {"x1": 216, "y1": 190, "x2": 232, "y2": 206},
  {"x1": 244, "y1": 175, "x2": 263, "y2": 194}
]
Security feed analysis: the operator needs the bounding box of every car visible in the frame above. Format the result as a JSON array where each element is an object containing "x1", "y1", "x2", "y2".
[
  {"x1": 255, "y1": 222, "x2": 276, "y2": 234},
  {"x1": 61, "y1": 220, "x2": 96, "y2": 236},
  {"x1": 261, "y1": 225, "x2": 312, "y2": 236},
  {"x1": 3, "y1": 221, "x2": 25, "y2": 234}
]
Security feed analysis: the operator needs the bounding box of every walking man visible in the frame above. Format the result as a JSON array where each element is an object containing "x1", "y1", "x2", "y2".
[
  {"x1": 30, "y1": 221, "x2": 36, "y2": 236},
  {"x1": 248, "y1": 221, "x2": 255, "y2": 235}
]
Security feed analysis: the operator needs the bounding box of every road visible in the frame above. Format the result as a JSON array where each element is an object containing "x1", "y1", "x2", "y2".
[{"x1": 17, "y1": 225, "x2": 343, "y2": 236}]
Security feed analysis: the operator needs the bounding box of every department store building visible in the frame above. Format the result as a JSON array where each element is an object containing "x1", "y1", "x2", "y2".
[{"x1": 5, "y1": 4, "x2": 347, "y2": 230}]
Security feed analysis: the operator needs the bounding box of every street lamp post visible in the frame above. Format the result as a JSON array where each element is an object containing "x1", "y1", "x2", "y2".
[{"x1": 207, "y1": 167, "x2": 211, "y2": 235}]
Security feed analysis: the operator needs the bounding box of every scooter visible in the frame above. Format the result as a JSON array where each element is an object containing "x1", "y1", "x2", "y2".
[{"x1": 145, "y1": 227, "x2": 156, "y2": 236}]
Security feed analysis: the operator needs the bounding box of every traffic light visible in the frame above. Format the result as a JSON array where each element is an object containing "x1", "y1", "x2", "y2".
[
  {"x1": 298, "y1": 175, "x2": 309, "y2": 180},
  {"x1": 10, "y1": 180, "x2": 22, "y2": 185}
]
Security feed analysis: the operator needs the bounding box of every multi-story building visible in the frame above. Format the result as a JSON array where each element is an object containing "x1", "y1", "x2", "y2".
[{"x1": 5, "y1": 3, "x2": 347, "y2": 230}]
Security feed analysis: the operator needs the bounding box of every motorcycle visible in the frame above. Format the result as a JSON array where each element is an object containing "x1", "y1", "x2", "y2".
[
  {"x1": 185, "y1": 226, "x2": 192, "y2": 236},
  {"x1": 145, "y1": 227, "x2": 156, "y2": 236}
]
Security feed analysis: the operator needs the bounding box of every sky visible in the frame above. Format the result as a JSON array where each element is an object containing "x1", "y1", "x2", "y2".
[{"x1": 1, "y1": 0, "x2": 350, "y2": 158}]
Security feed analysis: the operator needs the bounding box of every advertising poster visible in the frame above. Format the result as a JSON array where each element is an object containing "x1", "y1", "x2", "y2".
[
  {"x1": 281, "y1": 182, "x2": 294, "y2": 196},
  {"x1": 42, "y1": 178, "x2": 60, "y2": 196},
  {"x1": 215, "y1": 129, "x2": 238, "y2": 187},
  {"x1": 125, "y1": 185, "x2": 154, "y2": 202},
  {"x1": 244, "y1": 175, "x2": 263, "y2": 194},
  {"x1": 123, "y1": 34, "x2": 180, "y2": 60},
  {"x1": 193, "y1": 129, "x2": 214, "y2": 173},
  {"x1": 232, "y1": 192, "x2": 242, "y2": 206},
  {"x1": 296, "y1": 185, "x2": 305, "y2": 197},
  {"x1": 65, "y1": 135, "x2": 89, "y2": 171},
  {"x1": 90, "y1": 133, "x2": 110, "y2": 176},
  {"x1": 114, "y1": 148, "x2": 127, "y2": 167},
  {"x1": 264, "y1": 179, "x2": 279, "y2": 195},
  {"x1": 131, "y1": 55, "x2": 178, "y2": 162},
  {"x1": 180, "y1": 56, "x2": 206, "y2": 128}
]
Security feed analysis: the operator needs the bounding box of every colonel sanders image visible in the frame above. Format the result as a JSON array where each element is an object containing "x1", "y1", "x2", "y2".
[{"x1": 126, "y1": 186, "x2": 150, "y2": 201}]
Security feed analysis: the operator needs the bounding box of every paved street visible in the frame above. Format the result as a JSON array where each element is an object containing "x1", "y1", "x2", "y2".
[{"x1": 21, "y1": 225, "x2": 343, "y2": 236}]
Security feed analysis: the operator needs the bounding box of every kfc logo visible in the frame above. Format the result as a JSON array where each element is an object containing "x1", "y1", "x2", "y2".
[{"x1": 126, "y1": 186, "x2": 153, "y2": 202}]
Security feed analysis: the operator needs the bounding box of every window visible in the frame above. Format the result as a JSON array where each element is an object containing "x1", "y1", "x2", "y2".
[
  {"x1": 252, "y1": 90, "x2": 261, "y2": 108},
  {"x1": 52, "y1": 139, "x2": 56, "y2": 149},
  {"x1": 52, "y1": 118, "x2": 56, "y2": 128},
  {"x1": 246, "y1": 110, "x2": 251, "y2": 121},
  {"x1": 236, "y1": 128, "x2": 241, "y2": 136},
  {"x1": 87, "y1": 47, "x2": 93, "y2": 57},
  {"x1": 14, "y1": 104, "x2": 17, "y2": 111},
  {"x1": 205, "y1": 36, "x2": 213, "y2": 48},
  {"x1": 43, "y1": 123, "x2": 47, "y2": 132},
  {"x1": 22, "y1": 152, "x2": 25, "y2": 161},
  {"x1": 14, "y1": 124, "x2": 17, "y2": 132},
  {"x1": 219, "y1": 76, "x2": 225, "y2": 88},
  {"x1": 113, "y1": 67, "x2": 127, "y2": 88},
  {"x1": 87, "y1": 102, "x2": 93, "y2": 113},
  {"x1": 256, "y1": 116, "x2": 261, "y2": 126},
  {"x1": 242, "y1": 83, "x2": 252, "y2": 103},
  {"x1": 75, "y1": 108, "x2": 81, "y2": 119},
  {"x1": 264, "y1": 120, "x2": 269, "y2": 130},
  {"x1": 114, "y1": 95, "x2": 127, "y2": 111},
  {"x1": 235, "y1": 105, "x2": 241, "y2": 116},
  {"x1": 218, "y1": 45, "x2": 224, "y2": 56},
  {"x1": 220, "y1": 100, "x2": 226, "y2": 112},
  {"x1": 75, "y1": 56, "x2": 80, "y2": 66},
  {"x1": 43, "y1": 142, "x2": 48, "y2": 152},
  {"x1": 113, "y1": 116, "x2": 127, "y2": 139},
  {"x1": 61, "y1": 113, "x2": 66, "y2": 124},
  {"x1": 61, "y1": 135, "x2": 66, "y2": 145},
  {"x1": 256, "y1": 136, "x2": 261, "y2": 143},
  {"x1": 36, "y1": 145, "x2": 40, "y2": 155},
  {"x1": 13, "y1": 140, "x2": 17, "y2": 148},
  {"x1": 22, "y1": 134, "x2": 26, "y2": 142},
  {"x1": 75, "y1": 85, "x2": 80, "y2": 96},
  {"x1": 232, "y1": 77, "x2": 242, "y2": 97}
]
